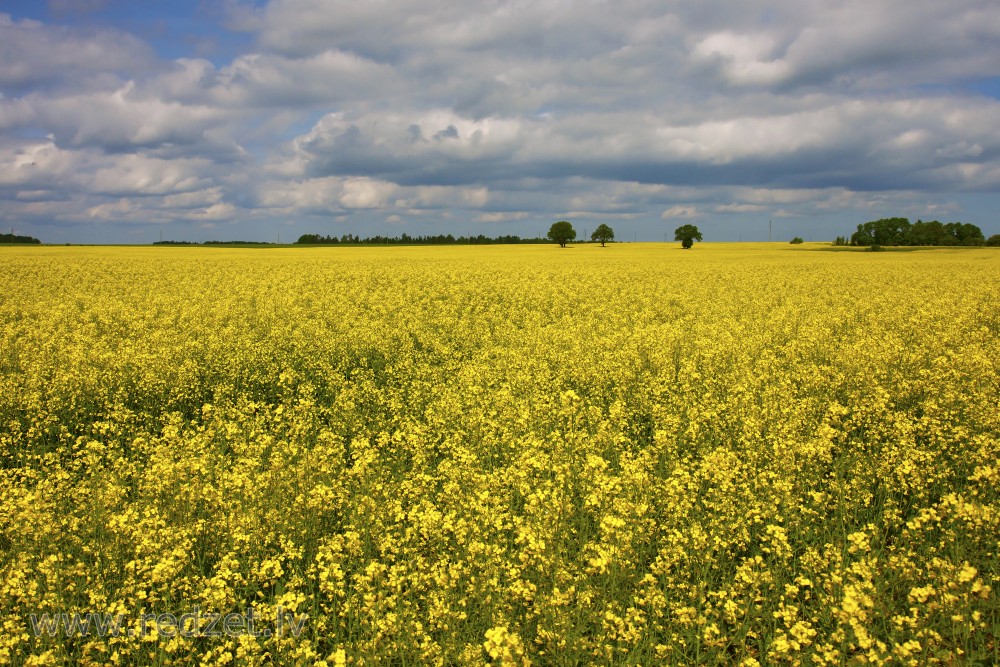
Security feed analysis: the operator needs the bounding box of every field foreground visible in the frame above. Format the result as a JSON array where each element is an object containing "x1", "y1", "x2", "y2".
[{"x1": 0, "y1": 243, "x2": 998, "y2": 665}]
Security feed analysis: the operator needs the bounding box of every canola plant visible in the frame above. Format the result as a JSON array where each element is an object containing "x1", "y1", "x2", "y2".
[{"x1": 0, "y1": 243, "x2": 997, "y2": 665}]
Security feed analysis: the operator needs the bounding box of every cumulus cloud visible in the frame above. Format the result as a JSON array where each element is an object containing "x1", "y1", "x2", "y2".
[
  {"x1": 278, "y1": 110, "x2": 526, "y2": 185},
  {"x1": 661, "y1": 206, "x2": 700, "y2": 220},
  {"x1": 475, "y1": 211, "x2": 530, "y2": 223},
  {"x1": 277, "y1": 96, "x2": 1000, "y2": 193},
  {"x1": 3, "y1": 0, "x2": 1000, "y2": 240},
  {"x1": 0, "y1": 138, "x2": 217, "y2": 194},
  {"x1": 0, "y1": 137, "x2": 231, "y2": 226},
  {"x1": 255, "y1": 175, "x2": 405, "y2": 214},
  {"x1": 690, "y1": 1, "x2": 1000, "y2": 90},
  {"x1": 11, "y1": 84, "x2": 240, "y2": 154},
  {"x1": 251, "y1": 0, "x2": 636, "y2": 62},
  {"x1": 158, "y1": 51, "x2": 401, "y2": 108},
  {"x1": 0, "y1": 13, "x2": 154, "y2": 91}
]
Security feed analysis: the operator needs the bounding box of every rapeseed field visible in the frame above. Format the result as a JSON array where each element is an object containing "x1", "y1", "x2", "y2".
[{"x1": 0, "y1": 243, "x2": 997, "y2": 666}]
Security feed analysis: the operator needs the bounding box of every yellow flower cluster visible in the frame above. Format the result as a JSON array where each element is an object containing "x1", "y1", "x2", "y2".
[{"x1": 0, "y1": 243, "x2": 997, "y2": 665}]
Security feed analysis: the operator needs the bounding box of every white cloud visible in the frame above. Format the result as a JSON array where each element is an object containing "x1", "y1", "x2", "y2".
[
  {"x1": 86, "y1": 198, "x2": 139, "y2": 220},
  {"x1": 690, "y1": 1, "x2": 1000, "y2": 90},
  {"x1": 661, "y1": 206, "x2": 700, "y2": 219},
  {"x1": 693, "y1": 32, "x2": 791, "y2": 86},
  {"x1": 256, "y1": 176, "x2": 346, "y2": 214},
  {"x1": 714, "y1": 203, "x2": 766, "y2": 214},
  {"x1": 0, "y1": 13, "x2": 153, "y2": 90},
  {"x1": 0, "y1": 136, "x2": 236, "y2": 226},
  {"x1": 159, "y1": 51, "x2": 400, "y2": 108},
  {"x1": 187, "y1": 202, "x2": 238, "y2": 221},
  {"x1": 339, "y1": 177, "x2": 397, "y2": 209},
  {"x1": 22, "y1": 83, "x2": 237, "y2": 152},
  {"x1": 275, "y1": 95, "x2": 1000, "y2": 193},
  {"x1": 0, "y1": 138, "x2": 218, "y2": 195},
  {"x1": 4, "y1": 1, "x2": 1000, "y2": 240},
  {"x1": 277, "y1": 109, "x2": 527, "y2": 184},
  {"x1": 475, "y1": 211, "x2": 529, "y2": 223},
  {"x1": 87, "y1": 155, "x2": 214, "y2": 196}
]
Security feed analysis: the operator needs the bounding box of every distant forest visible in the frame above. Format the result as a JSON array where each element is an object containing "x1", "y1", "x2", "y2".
[
  {"x1": 847, "y1": 218, "x2": 989, "y2": 246},
  {"x1": 1, "y1": 233, "x2": 41, "y2": 244},
  {"x1": 295, "y1": 233, "x2": 548, "y2": 245},
  {"x1": 152, "y1": 240, "x2": 272, "y2": 246}
]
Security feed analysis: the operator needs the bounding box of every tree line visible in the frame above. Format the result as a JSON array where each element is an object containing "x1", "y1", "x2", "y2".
[
  {"x1": 153, "y1": 240, "x2": 273, "y2": 246},
  {"x1": 0, "y1": 233, "x2": 41, "y2": 244},
  {"x1": 296, "y1": 233, "x2": 549, "y2": 245},
  {"x1": 849, "y1": 218, "x2": 990, "y2": 247}
]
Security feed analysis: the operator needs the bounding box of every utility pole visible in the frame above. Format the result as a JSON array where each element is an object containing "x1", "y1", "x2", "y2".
[{"x1": 769, "y1": 219, "x2": 772, "y2": 242}]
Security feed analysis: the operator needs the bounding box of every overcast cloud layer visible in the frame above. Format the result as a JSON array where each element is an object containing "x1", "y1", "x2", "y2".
[{"x1": 2, "y1": 0, "x2": 1000, "y2": 242}]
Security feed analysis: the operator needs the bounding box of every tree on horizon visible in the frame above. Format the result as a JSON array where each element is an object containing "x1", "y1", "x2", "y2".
[
  {"x1": 548, "y1": 221, "x2": 576, "y2": 248},
  {"x1": 674, "y1": 224, "x2": 703, "y2": 249},
  {"x1": 591, "y1": 224, "x2": 615, "y2": 247}
]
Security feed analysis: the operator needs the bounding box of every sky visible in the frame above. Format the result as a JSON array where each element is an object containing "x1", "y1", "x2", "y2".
[{"x1": 2, "y1": 0, "x2": 999, "y2": 244}]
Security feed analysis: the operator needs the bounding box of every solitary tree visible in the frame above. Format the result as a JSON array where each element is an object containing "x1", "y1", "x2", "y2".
[
  {"x1": 591, "y1": 224, "x2": 615, "y2": 247},
  {"x1": 674, "y1": 224, "x2": 703, "y2": 249},
  {"x1": 548, "y1": 221, "x2": 576, "y2": 248}
]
